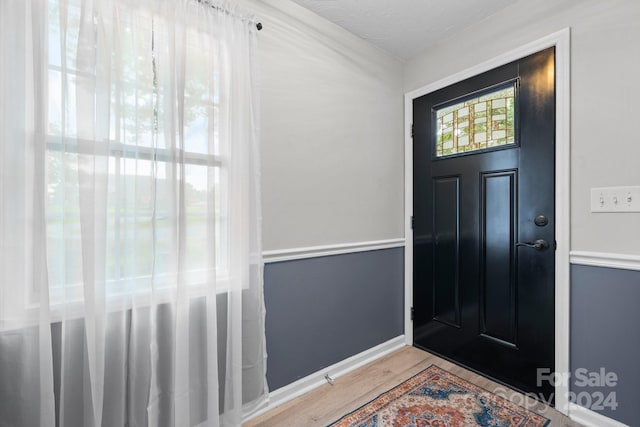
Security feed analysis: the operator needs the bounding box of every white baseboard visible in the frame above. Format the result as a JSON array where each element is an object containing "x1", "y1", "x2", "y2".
[
  {"x1": 244, "y1": 335, "x2": 406, "y2": 422},
  {"x1": 569, "y1": 403, "x2": 630, "y2": 427}
]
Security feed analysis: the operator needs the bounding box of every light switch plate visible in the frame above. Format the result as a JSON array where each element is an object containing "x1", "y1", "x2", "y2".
[{"x1": 591, "y1": 186, "x2": 640, "y2": 212}]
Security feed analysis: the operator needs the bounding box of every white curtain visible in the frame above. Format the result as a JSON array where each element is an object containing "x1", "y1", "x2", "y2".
[{"x1": 0, "y1": 0, "x2": 267, "y2": 425}]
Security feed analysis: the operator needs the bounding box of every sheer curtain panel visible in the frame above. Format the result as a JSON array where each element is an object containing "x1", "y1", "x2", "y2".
[{"x1": 0, "y1": 0, "x2": 267, "y2": 425}]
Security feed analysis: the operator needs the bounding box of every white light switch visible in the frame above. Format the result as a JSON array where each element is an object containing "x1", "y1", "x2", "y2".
[{"x1": 591, "y1": 186, "x2": 640, "y2": 212}]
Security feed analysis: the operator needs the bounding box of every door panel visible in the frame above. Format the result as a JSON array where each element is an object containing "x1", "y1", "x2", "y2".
[
  {"x1": 412, "y1": 47, "x2": 555, "y2": 401},
  {"x1": 480, "y1": 171, "x2": 517, "y2": 347},
  {"x1": 433, "y1": 176, "x2": 460, "y2": 327}
]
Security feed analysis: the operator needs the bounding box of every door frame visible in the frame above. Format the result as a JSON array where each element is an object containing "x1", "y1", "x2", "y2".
[{"x1": 403, "y1": 28, "x2": 571, "y2": 415}]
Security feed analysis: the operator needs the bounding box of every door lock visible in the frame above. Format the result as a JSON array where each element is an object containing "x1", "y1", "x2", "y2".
[
  {"x1": 516, "y1": 239, "x2": 549, "y2": 251},
  {"x1": 534, "y1": 214, "x2": 549, "y2": 227}
]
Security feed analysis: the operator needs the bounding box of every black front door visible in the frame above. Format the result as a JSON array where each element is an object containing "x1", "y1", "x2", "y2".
[{"x1": 412, "y1": 48, "x2": 556, "y2": 400}]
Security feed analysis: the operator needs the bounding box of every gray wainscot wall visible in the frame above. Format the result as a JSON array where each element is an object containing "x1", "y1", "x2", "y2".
[
  {"x1": 570, "y1": 264, "x2": 640, "y2": 426},
  {"x1": 263, "y1": 247, "x2": 404, "y2": 391}
]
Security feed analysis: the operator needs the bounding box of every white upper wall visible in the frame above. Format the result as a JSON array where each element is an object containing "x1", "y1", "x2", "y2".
[
  {"x1": 242, "y1": 0, "x2": 405, "y2": 251},
  {"x1": 405, "y1": 0, "x2": 640, "y2": 255},
  {"x1": 241, "y1": 0, "x2": 640, "y2": 255}
]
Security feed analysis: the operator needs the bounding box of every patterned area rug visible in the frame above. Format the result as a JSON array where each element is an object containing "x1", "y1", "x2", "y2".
[{"x1": 328, "y1": 365, "x2": 549, "y2": 427}]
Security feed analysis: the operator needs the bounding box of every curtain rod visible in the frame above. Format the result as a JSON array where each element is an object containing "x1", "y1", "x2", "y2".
[{"x1": 196, "y1": 0, "x2": 263, "y2": 31}]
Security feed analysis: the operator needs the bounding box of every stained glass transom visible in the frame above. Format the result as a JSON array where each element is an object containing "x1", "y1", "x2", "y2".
[{"x1": 435, "y1": 85, "x2": 516, "y2": 157}]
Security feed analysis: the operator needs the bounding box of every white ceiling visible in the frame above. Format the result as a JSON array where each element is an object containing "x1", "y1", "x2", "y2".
[{"x1": 288, "y1": 0, "x2": 517, "y2": 60}]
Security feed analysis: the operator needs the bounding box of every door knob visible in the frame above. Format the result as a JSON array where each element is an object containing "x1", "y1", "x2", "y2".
[{"x1": 516, "y1": 239, "x2": 549, "y2": 251}]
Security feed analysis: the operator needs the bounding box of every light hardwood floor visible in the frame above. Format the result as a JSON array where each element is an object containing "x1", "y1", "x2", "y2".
[{"x1": 245, "y1": 346, "x2": 582, "y2": 427}]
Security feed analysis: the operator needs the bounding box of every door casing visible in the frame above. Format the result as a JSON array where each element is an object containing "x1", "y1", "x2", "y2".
[{"x1": 403, "y1": 28, "x2": 571, "y2": 415}]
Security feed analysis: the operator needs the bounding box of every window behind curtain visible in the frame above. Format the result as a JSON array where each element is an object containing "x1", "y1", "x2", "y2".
[{"x1": 44, "y1": 0, "x2": 229, "y2": 306}]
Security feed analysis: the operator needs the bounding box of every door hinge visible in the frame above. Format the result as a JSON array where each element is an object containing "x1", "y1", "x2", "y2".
[
  {"x1": 411, "y1": 307, "x2": 415, "y2": 321},
  {"x1": 411, "y1": 216, "x2": 415, "y2": 229},
  {"x1": 411, "y1": 124, "x2": 414, "y2": 138}
]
